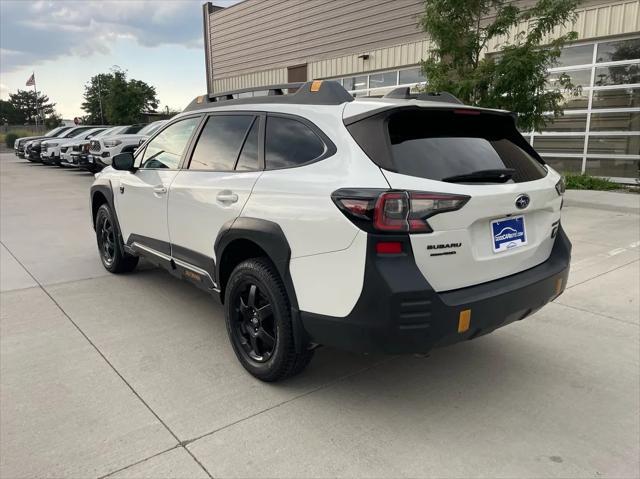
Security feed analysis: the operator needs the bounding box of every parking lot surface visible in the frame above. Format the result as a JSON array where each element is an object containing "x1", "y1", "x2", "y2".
[{"x1": 1, "y1": 152, "x2": 639, "y2": 479}]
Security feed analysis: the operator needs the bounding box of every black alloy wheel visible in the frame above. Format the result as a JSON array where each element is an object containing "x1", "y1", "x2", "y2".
[
  {"x1": 231, "y1": 281, "x2": 277, "y2": 362},
  {"x1": 98, "y1": 213, "x2": 116, "y2": 267},
  {"x1": 224, "y1": 258, "x2": 314, "y2": 381},
  {"x1": 94, "y1": 203, "x2": 139, "y2": 273}
]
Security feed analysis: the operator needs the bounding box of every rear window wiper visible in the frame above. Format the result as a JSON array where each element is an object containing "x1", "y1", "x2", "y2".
[{"x1": 442, "y1": 168, "x2": 515, "y2": 183}]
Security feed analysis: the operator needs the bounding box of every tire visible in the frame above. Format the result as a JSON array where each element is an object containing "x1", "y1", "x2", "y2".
[
  {"x1": 224, "y1": 257, "x2": 314, "y2": 382},
  {"x1": 95, "y1": 203, "x2": 139, "y2": 274}
]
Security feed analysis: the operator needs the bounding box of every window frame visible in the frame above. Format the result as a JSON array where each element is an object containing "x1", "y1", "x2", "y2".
[
  {"x1": 134, "y1": 113, "x2": 205, "y2": 171},
  {"x1": 263, "y1": 112, "x2": 336, "y2": 171},
  {"x1": 184, "y1": 111, "x2": 263, "y2": 172}
]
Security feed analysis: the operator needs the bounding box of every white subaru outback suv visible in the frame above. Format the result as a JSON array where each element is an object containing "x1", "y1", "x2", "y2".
[{"x1": 90, "y1": 80, "x2": 571, "y2": 382}]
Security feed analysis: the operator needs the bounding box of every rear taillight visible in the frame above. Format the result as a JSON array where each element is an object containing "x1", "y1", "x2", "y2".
[{"x1": 332, "y1": 189, "x2": 469, "y2": 234}]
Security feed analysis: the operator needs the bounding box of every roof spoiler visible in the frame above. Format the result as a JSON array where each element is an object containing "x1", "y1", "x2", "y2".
[
  {"x1": 184, "y1": 80, "x2": 354, "y2": 112},
  {"x1": 383, "y1": 87, "x2": 463, "y2": 105}
]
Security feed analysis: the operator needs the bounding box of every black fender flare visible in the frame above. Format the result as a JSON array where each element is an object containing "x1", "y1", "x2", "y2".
[
  {"x1": 214, "y1": 217, "x2": 309, "y2": 350},
  {"x1": 90, "y1": 182, "x2": 126, "y2": 250},
  {"x1": 90, "y1": 183, "x2": 115, "y2": 229}
]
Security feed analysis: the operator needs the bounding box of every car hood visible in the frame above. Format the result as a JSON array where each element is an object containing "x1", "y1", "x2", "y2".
[
  {"x1": 17, "y1": 135, "x2": 47, "y2": 144},
  {"x1": 100, "y1": 133, "x2": 149, "y2": 143}
]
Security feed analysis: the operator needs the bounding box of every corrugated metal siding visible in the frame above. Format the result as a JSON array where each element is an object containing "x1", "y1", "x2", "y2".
[
  {"x1": 208, "y1": 0, "x2": 425, "y2": 79},
  {"x1": 486, "y1": 0, "x2": 640, "y2": 51},
  {"x1": 212, "y1": 68, "x2": 288, "y2": 93},
  {"x1": 207, "y1": 0, "x2": 639, "y2": 92},
  {"x1": 309, "y1": 39, "x2": 432, "y2": 79}
]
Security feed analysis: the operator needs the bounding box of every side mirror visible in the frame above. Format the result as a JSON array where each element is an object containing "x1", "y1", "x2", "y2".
[{"x1": 112, "y1": 152, "x2": 136, "y2": 171}]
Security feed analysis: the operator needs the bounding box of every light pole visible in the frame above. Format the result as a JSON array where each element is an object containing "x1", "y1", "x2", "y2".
[{"x1": 97, "y1": 75, "x2": 104, "y2": 124}]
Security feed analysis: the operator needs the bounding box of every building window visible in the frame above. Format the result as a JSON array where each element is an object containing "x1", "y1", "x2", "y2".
[
  {"x1": 399, "y1": 68, "x2": 426, "y2": 85},
  {"x1": 529, "y1": 36, "x2": 640, "y2": 181},
  {"x1": 557, "y1": 44, "x2": 594, "y2": 67},
  {"x1": 328, "y1": 67, "x2": 425, "y2": 97}
]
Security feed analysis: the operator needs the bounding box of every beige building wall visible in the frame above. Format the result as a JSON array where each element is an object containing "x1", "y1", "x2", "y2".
[{"x1": 206, "y1": 0, "x2": 639, "y2": 93}]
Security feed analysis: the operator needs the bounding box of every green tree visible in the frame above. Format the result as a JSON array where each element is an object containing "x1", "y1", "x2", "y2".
[
  {"x1": 7, "y1": 90, "x2": 56, "y2": 124},
  {"x1": 81, "y1": 73, "x2": 112, "y2": 124},
  {"x1": 0, "y1": 99, "x2": 24, "y2": 124},
  {"x1": 44, "y1": 113, "x2": 63, "y2": 129},
  {"x1": 81, "y1": 67, "x2": 159, "y2": 124},
  {"x1": 420, "y1": 0, "x2": 580, "y2": 131}
]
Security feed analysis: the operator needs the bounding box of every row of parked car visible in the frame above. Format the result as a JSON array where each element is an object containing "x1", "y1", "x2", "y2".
[{"x1": 13, "y1": 120, "x2": 166, "y2": 172}]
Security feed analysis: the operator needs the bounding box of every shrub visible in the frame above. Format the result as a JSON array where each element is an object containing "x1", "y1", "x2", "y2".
[
  {"x1": 3, "y1": 130, "x2": 34, "y2": 148},
  {"x1": 564, "y1": 174, "x2": 619, "y2": 191},
  {"x1": 4, "y1": 133, "x2": 18, "y2": 148}
]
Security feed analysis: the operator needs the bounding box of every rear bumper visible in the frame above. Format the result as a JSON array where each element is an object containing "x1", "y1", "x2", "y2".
[{"x1": 300, "y1": 226, "x2": 571, "y2": 354}]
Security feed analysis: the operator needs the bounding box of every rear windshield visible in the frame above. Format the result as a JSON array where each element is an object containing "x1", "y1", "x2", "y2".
[
  {"x1": 348, "y1": 108, "x2": 547, "y2": 183},
  {"x1": 123, "y1": 124, "x2": 145, "y2": 134}
]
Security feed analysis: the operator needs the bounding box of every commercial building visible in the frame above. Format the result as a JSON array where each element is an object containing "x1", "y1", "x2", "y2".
[{"x1": 202, "y1": 0, "x2": 640, "y2": 182}]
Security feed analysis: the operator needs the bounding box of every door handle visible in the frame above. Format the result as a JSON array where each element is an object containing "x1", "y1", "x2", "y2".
[
  {"x1": 153, "y1": 186, "x2": 167, "y2": 195},
  {"x1": 217, "y1": 191, "x2": 239, "y2": 204}
]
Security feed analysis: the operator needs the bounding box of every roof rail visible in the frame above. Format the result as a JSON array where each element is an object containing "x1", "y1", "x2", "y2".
[
  {"x1": 383, "y1": 87, "x2": 464, "y2": 105},
  {"x1": 184, "y1": 80, "x2": 354, "y2": 112}
]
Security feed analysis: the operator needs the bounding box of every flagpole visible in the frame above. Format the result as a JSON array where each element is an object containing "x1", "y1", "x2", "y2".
[{"x1": 32, "y1": 72, "x2": 38, "y2": 129}]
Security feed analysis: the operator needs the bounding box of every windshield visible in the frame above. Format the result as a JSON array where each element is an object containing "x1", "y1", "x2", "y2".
[
  {"x1": 85, "y1": 128, "x2": 106, "y2": 139},
  {"x1": 52, "y1": 127, "x2": 73, "y2": 137},
  {"x1": 64, "y1": 128, "x2": 91, "y2": 138},
  {"x1": 123, "y1": 124, "x2": 145, "y2": 134},
  {"x1": 138, "y1": 121, "x2": 166, "y2": 136},
  {"x1": 94, "y1": 127, "x2": 119, "y2": 138},
  {"x1": 45, "y1": 127, "x2": 64, "y2": 136},
  {"x1": 386, "y1": 109, "x2": 547, "y2": 183}
]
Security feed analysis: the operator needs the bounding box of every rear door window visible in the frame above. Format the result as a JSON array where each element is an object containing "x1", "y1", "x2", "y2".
[
  {"x1": 189, "y1": 115, "x2": 255, "y2": 171},
  {"x1": 386, "y1": 109, "x2": 546, "y2": 183},
  {"x1": 265, "y1": 116, "x2": 326, "y2": 169}
]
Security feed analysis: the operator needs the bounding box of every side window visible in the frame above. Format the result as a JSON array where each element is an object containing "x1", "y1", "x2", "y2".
[
  {"x1": 235, "y1": 118, "x2": 259, "y2": 171},
  {"x1": 140, "y1": 117, "x2": 200, "y2": 169},
  {"x1": 189, "y1": 115, "x2": 254, "y2": 171},
  {"x1": 265, "y1": 116, "x2": 326, "y2": 169}
]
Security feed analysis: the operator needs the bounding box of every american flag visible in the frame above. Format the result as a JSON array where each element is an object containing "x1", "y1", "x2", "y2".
[{"x1": 26, "y1": 73, "x2": 35, "y2": 86}]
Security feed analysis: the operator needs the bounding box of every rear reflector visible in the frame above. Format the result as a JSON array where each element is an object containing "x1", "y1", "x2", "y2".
[
  {"x1": 555, "y1": 278, "x2": 564, "y2": 296},
  {"x1": 458, "y1": 309, "x2": 471, "y2": 333},
  {"x1": 375, "y1": 241, "x2": 403, "y2": 254}
]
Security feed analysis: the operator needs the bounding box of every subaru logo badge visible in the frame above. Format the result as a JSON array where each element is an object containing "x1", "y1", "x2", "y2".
[{"x1": 515, "y1": 194, "x2": 530, "y2": 209}]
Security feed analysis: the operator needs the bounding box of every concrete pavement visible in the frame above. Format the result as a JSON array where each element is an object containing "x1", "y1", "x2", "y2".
[{"x1": 1, "y1": 153, "x2": 638, "y2": 478}]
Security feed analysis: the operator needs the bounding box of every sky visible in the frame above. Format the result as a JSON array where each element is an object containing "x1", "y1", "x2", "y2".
[{"x1": 0, "y1": 0, "x2": 240, "y2": 119}]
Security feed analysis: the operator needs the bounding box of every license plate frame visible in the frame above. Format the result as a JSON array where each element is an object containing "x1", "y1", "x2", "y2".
[{"x1": 491, "y1": 215, "x2": 527, "y2": 253}]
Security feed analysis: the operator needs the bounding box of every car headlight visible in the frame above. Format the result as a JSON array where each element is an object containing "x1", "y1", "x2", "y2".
[
  {"x1": 555, "y1": 178, "x2": 566, "y2": 196},
  {"x1": 47, "y1": 143, "x2": 59, "y2": 147},
  {"x1": 104, "y1": 139, "x2": 122, "y2": 148}
]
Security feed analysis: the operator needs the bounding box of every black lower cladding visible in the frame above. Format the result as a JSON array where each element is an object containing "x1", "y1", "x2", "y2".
[{"x1": 300, "y1": 226, "x2": 571, "y2": 354}]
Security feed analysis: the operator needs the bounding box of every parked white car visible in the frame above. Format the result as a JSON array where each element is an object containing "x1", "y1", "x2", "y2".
[
  {"x1": 14, "y1": 126, "x2": 73, "y2": 158},
  {"x1": 39, "y1": 126, "x2": 104, "y2": 165},
  {"x1": 90, "y1": 80, "x2": 571, "y2": 381},
  {"x1": 88, "y1": 120, "x2": 167, "y2": 170},
  {"x1": 60, "y1": 126, "x2": 122, "y2": 167},
  {"x1": 49, "y1": 127, "x2": 107, "y2": 166}
]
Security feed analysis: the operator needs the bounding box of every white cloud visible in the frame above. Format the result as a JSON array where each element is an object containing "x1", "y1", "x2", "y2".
[{"x1": 0, "y1": 0, "x2": 239, "y2": 72}]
